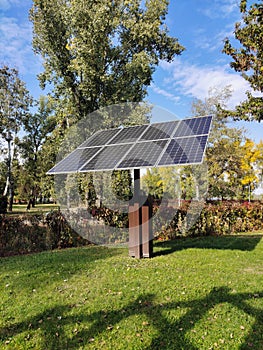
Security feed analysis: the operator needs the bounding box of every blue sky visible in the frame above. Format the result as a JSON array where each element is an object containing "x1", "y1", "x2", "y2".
[{"x1": 0, "y1": 0, "x2": 262, "y2": 142}]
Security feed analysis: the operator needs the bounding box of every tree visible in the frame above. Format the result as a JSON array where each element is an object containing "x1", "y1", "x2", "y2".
[
  {"x1": 255, "y1": 140, "x2": 263, "y2": 182},
  {"x1": 0, "y1": 66, "x2": 32, "y2": 211},
  {"x1": 240, "y1": 139, "x2": 261, "y2": 200},
  {"x1": 191, "y1": 86, "x2": 247, "y2": 200},
  {"x1": 18, "y1": 96, "x2": 56, "y2": 207},
  {"x1": 30, "y1": 0, "x2": 184, "y2": 120},
  {"x1": 223, "y1": 0, "x2": 263, "y2": 121},
  {"x1": 142, "y1": 168, "x2": 163, "y2": 199}
]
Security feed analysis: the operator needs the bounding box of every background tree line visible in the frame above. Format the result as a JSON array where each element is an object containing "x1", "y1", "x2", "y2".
[{"x1": 0, "y1": 0, "x2": 262, "y2": 211}]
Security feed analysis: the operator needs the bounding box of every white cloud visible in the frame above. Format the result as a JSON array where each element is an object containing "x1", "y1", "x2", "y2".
[
  {"x1": 158, "y1": 58, "x2": 253, "y2": 110},
  {"x1": 150, "y1": 83, "x2": 181, "y2": 104},
  {"x1": 200, "y1": 0, "x2": 239, "y2": 19},
  {"x1": 0, "y1": 16, "x2": 41, "y2": 75},
  {"x1": 0, "y1": 0, "x2": 28, "y2": 10},
  {"x1": 193, "y1": 20, "x2": 237, "y2": 53}
]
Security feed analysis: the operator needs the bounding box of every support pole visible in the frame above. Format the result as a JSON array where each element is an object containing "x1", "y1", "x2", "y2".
[{"x1": 128, "y1": 169, "x2": 153, "y2": 258}]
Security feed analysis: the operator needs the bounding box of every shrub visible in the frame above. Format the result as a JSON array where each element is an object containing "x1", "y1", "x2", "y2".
[
  {"x1": 0, "y1": 214, "x2": 47, "y2": 256},
  {"x1": 154, "y1": 201, "x2": 263, "y2": 240},
  {"x1": 45, "y1": 210, "x2": 88, "y2": 249},
  {"x1": 0, "y1": 210, "x2": 89, "y2": 257}
]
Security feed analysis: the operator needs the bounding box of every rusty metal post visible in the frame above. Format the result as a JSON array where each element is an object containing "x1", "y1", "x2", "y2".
[
  {"x1": 128, "y1": 169, "x2": 153, "y2": 258},
  {"x1": 128, "y1": 203, "x2": 141, "y2": 258},
  {"x1": 128, "y1": 169, "x2": 141, "y2": 258},
  {"x1": 141, "y1": 203, "x2": 153, "y2": 258}
]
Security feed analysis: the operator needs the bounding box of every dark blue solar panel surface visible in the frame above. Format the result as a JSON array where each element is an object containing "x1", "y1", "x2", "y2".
[
  {"x1": 173, "y1": 116, "x2": 212, "y2": 137},
  {"x1": 80, "y1": 143, "x2": 133, "y2": 171},
  {"x1": 47, "y1": 115, "x2": 212, "y2": 174},
  {"x1": 140, "y1": 120, "x2": 179, "y2": 141},
  {"x1": 108, "y1": 124, "x2": 149, "y2": 144},
  {"x1": 80, "y1": 128, "x2": 121, "y2": 147},
  {"x1": 117, "y1": 140, "x2": 168, "y2": 169},
  {"x1": 159, "y1": 135, "x2": 207, "y2": 166},
  {"x1": 48, "y1": 147, "x2": 101, "y2": 174}
]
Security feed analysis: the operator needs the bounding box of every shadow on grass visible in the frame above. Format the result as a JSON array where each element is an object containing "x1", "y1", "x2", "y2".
[
  {"x1": 0, "y1": 287, "x2": 262, "y2": 349},
  {"x1": 153, "y1": 235, "x2": 263, "y2": 257}
]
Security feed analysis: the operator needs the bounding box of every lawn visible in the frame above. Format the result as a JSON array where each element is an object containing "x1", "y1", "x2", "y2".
[
  {"x1": 11, "y1": 204, "x2": 59, "y2": 215},
  {"x1": 0, "y1": 235, "x2": 262, "y2": 349}
]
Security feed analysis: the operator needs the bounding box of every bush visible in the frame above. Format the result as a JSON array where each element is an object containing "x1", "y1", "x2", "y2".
[
  {"x1": 154, "y1": 201, "x2": 263, "y2": 240},
  {"x1": 1, "y1": 201, "x2": 262, "y2": 256},
  {"x1": 0, "y1": 214, "x2": 47, "y2": 256},
  {"x1": 0, "y1": 210, "x2": 89, "y2": 257},
  {"x1": 45, "y1": 210, "x2": 88, "y2": 249}
]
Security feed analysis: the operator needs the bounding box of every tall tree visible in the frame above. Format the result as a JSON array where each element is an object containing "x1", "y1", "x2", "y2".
[
  {"x1": 30, "y1": 0, "x2": 184, "y2": 121},
  {"x1": 0, "y1": 66, "x2": 32, "y2": 211},
  {"x1": 240, "y1": 139, "x2": 260, "y2": 200},
  {"x1": 18, "y1": 96, "x2": 56, "y2": 207},
  {"x1": 191, "y1": 86, "x2": 246, "y2": 200},
  {"x1": 223, "y1": 0, "x2": 263, "y2": 121}
]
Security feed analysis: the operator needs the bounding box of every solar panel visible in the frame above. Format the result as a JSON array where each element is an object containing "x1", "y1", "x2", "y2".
[
  {"x1": 80, "y1": 143, "x2": 133, "y2": 171},
  {"x1": 117, "y1": 140, "x2": 168, "y2": 169},
  {"x1": 108, "y1": 124, "x2": 149, "y2": 144},
  {"x1": 140, "y1": 120, "x2": 179, "y2": 141},
  {"x1": 80, "y1": 128, "x2": 121, "y2": 147},
  {"x1": 47, "y1": 115, "x2": 213, "y2": 174},
  {"x1": 158, "y1": 135, "x2": 207, "y2": 166},
  {"x1": 172, "y1": 116, "x2": 212, "y2": 137},
  {"x1": 48, "y1": 147, "x2": 101, "y2": 174}
]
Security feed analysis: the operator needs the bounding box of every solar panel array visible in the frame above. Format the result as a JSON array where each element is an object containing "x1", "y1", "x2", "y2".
[{"x1": 47, "y1": 115, "x2": 212, "y2": 174}]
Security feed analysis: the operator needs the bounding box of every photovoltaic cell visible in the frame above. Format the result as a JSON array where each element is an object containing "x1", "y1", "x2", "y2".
[
  {"x1": 140, "y1": 120, "x2": 180, "y2": 141},
  {"x1": 117, "y1": 140, "x2": 168, "y2": 169},
  {"x1": 80, "y1": 143, "x2": 133, "y2": 171},
  {"x1": 108, "y1": 124, "x2": 149, "y2": 144},
  {"x1": 48, "y1": 147, "x2": 101, "y2": 174},
  {"x1": 80, "y1": 128, "x2": 121, "y2": 147},
  {"x1": 159, "y1": 136, "x2": 207, "y2": 166},
  {"x1": 172, "y1": 116, "x2": 212, "y2": 137}
]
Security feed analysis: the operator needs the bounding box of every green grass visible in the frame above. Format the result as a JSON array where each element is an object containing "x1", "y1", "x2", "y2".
[
  {"x1": 10, "y1": 204, "x2": 59, "y2": 215},
  {"x1": 0, "y1": 235, "x2": 262, "y2": 349}
]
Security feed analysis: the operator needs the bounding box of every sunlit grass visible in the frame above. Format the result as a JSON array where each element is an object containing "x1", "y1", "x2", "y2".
[
  {"x1": 0, "y1": 235, "x2": 262, "y2": 349},
  {"x1": 10, "y1": 204, "x2": 59, "y2": 215}
]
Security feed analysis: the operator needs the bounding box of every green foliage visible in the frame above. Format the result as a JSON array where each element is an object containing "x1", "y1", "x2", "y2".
[
  {"x1": 142, "y1": 168, "x2": 164, "y2": 198},
  {"x1": 223, "y1": 1, "x2": 263, "y2": 121},
  {"x1": 30, "y1": 0, "x2": 184, "y2": 119},
  {"x1": 155, "y1": 201, "x2": 263, "y2": 240},
  {"x1": 0, "y1": 66, "x2": 32, "y2": 136},
  {"x1": 111, "y1": 170, "x2": 132, "y2": 201},
  {"x1": 0, "y1": 211, "x2": 88, "y2": 257},
  {"x1": 17, "y1": 96, "x2": 56, "y2": 205},
  {"x1": 0, "y1": 66, "x2": 32, "y2": 211}
]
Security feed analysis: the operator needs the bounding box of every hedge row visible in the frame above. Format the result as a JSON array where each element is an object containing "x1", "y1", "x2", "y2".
[
  {"x1": 0, "y1": 211, "x2": 89, "y2": 257},
  {"x1": 1, "y1": 202, "x2": 262, "y2": 256},
  {"x1": 155, "y1": 201, "x2": 263, "y2": 240}
]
